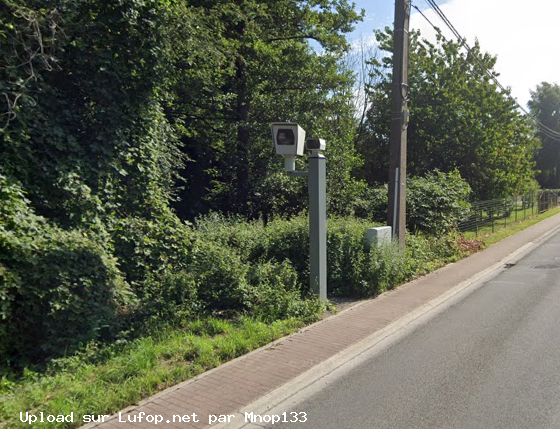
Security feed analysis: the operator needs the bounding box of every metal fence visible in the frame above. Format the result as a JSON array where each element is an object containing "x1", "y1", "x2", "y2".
[{"x1": 457, "y1": 190, "x2": 560, "y2": 235}]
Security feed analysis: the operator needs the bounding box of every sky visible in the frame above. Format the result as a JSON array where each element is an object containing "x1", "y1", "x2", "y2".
[{"x1": 348, "y1": 0, "x2": 560, "y2": 108}]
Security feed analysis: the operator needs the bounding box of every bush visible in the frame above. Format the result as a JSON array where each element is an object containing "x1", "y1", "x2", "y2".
[
  {"x1": 134, "y1": 212, "x2": 477, "y2": 330},
  {"x1": 189, "y1": 240, "x2": 255, "y2": 315},
  {"x1": 248, "y1": 260, "x2": 323, "y2": 323},
  {"x1": 256, "y1": 216, "x2": 310, "y2": 287},
  {"x1": 192, "y1": 213, "x2": 310, "y2": 288},
  {"x1": 407, "y1": 169, "x2": 471, "y2": 234},
  {"x1": 0, "y1": 174, "x2": 133, "y2": 368},
  {"x1": 326, "y1": 217, "x2": 371, "y2": 296},
  {"x1": 190, "y1": 217, "x2": 323, "y2": 322},
  {"x1": 405, "y1": 232, "x2": 463, "y2": 275},
  {"x1": 139, "y1": 270, "x2": 201, "y2": 325},
  {"x1": 327, "y1": 218, "x2": 412, "y2": 297},
  {"x1": 364, "y1": 242, "x2": 411, "y2": 295},
  {"x1": 188, "y1": 215, "x2": 323, "y2": 322},
  {"x1": 353, "y1": 184, "x2": 388, "y2": 222},
  {"x1": 192, "y1": 213, "x2": 416, "y2": 299}
]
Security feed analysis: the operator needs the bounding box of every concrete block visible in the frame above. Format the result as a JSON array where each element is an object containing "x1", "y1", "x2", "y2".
[{"x1": 365, "y1": 226, "x2": 392, "y2": 248}]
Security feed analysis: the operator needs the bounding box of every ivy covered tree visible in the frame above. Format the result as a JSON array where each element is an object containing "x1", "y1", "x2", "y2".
[
  {"x1": 0, "y1": 0, "x2": 193, "y2": 363},
  {"x1": 1, "y1": 0, "x2": 366, "y2": 224},
  {"x1": 528, "y1": 82, "x2": 560, "y2": 188},
  {"x1": 357, "y1": 28, "x2": 539, "y2": 199},
  {"x1": 0, "y1": 0, "x2": 185, "y2": 228}
]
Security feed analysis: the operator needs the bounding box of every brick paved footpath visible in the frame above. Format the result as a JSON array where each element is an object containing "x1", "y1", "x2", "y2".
[{"x1": 81, "y1": 213, "x2": 560, "y2": 429}]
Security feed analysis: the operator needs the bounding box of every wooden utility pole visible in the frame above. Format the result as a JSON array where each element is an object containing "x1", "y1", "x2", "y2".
[{"x1": 388, "y1": 0, "x2": 410, "y2": 247}]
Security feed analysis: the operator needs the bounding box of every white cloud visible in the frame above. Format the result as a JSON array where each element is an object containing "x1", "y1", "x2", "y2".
[
  {"x1": 350, "y1": 33, "x2": 379, "y2": 51},
  {"x1": 410, "y1": 0, "x2": 560, "y2": 108}
]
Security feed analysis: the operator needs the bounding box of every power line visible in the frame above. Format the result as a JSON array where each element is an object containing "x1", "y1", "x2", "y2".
[
  {"x1": 412, "y1": 3, "x2": 440, "y2": 34},
  {"x1": 421, "y1": 0, "x2": 560, "y2": 140},
  {"x1": 412, "y1": 0, "x2": 560, "y2": 141}
]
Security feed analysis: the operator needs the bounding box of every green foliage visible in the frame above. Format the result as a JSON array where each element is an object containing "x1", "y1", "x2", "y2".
[
  {"x1": 193, "y1": 213, "x2": 310, "y2": 284},
  {"x1": 407, "y1": 169, "x2": 472, "y2": 234},
  {"x1": 353, "y1": 184, "x2": 388, "y2": 222},
  {"x1": 358, "y1": 28, "x2": 539, "y2": 199},
  {"x1": 189, "y1": 239, "x2": 255, "y2": 314},
  {"x1": 251, "y1": 171, "x2": 308, "y2": 223},
  {"x1": 326, "y1": 217, "x2": 371, "y2": 295},
  {"x1": 139, "y1": 270, "x2": 200, "y2": 326},
  {"x1": 0, "y1": 1, "x2": 61, "y2": 131},
  {"x1": 1, "y1": 1, "x2": 183, "y2": 228},
  {"x1": 253, "y1": 216, "x2": 311, "y2": 284},
  {"x1": 166, "y1": 0, "x2": 364, "y2": 220},
  {"x1": 528, "y1": 82, "x2": 560, "y2": 188},
  {"x1": 248, "y1": 260, "x2": 323, "y2": 323},
  {"x1": 192, "y1": 214, "x2": 427, "y2": 299},
  {"x1": 189, "y1": 214, "x2": 322, "y2": 321},
  {"x1": 327, "y1": 218, "x2": 410, "y2": 297},
  {"x1": 365, "y1": 243, "x2": 411, "y2": 294},
  {"x1": 112, "y1": 215, "x2": 193, "y2": 290},
  {"x1": 405, "y1": 232, "x2": 461, "y2": 275}
]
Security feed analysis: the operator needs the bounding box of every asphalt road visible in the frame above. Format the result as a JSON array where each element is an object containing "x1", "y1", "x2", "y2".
[{"x1": 267, "y1": 231, "x2": 560, "y2": 429}]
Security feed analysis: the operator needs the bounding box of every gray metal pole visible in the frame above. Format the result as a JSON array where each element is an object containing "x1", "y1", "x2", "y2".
[{"x1": 308, "y1": 153, "x2": 327, "y2": 301}]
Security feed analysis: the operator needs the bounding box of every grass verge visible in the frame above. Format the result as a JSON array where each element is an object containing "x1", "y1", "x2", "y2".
[
  {"x1": 465, "y1": 207, "x2": 560, "y2": 247},
  {"x1": 0, "y1": 317, "x2": 303, "y2": 429}
]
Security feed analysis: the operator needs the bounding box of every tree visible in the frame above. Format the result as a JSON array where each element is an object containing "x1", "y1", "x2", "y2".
[
  {"x1": 165, "y1": 0, "x2": 364, "y2": 220},
  {"x1": 357, "y1": 28, "x2": 539, "y2": 199},
  {"x1": 528, "y1": 82, "x2": 560, "y2": 188}
]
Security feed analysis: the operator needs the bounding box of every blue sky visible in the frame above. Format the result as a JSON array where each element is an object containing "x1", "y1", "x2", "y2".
[
  {"x1": 350, "y1": 0, "x2": 394, "y2": 38},
  {"x1": 348, "y1": 0, "x2": 454, "y2": 41}
]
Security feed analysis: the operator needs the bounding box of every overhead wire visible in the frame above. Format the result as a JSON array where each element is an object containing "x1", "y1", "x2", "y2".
[
  {"x1": 421, "y1": 0, "x2": 560, "y2": 140},
  {"x1": 412, "y1": 0, "x2": 560, "y2": 141}
]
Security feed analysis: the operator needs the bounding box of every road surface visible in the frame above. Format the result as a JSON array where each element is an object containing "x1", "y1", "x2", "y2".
[{"x1": 268, "y1": 231, "x2": 560, "y2": 429}]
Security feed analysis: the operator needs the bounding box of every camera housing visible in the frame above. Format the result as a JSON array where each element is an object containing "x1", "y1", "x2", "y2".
[
  {"x1": 270, "y1": 123, "x2": 306, "y2": 156},
  {"x1": 270, "y1": 122, "x2": 306, "y2": 171},
  {"x1": 305, "y1": 138, "x2": 326, "y2": 152}
]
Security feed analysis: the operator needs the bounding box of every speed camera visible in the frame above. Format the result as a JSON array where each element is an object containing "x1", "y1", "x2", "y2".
[
  {"x1": 270, "y1": 122, "x2": 306, "y2": 171},
  {"x1": 270, "y1": 123, "x2": 306, "y2": 156}
]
